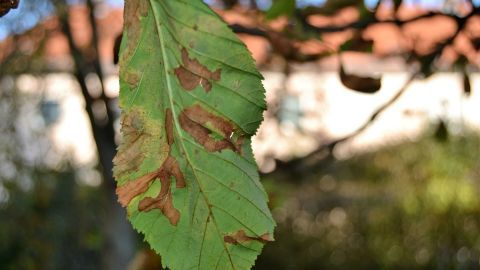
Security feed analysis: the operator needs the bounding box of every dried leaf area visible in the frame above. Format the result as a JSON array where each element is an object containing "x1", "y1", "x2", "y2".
[
  {"x1": 120, "y1": 0, "x2": 148, "y2": 69},
  {"x1": 113, "y1": 110, "x2": 154, "y2": 181},
  {"x1": 179, "y1": 104, "x2": 244, "y2": 153},
  {"x1": 224, "y1": 230, "x2": 273, "y2": 245},
  {"x1": 175, "y1": 48, "x2": 221, "y2": 92},
  {"x1": 116, "y1": 109, "x2": 185, "y2": 226},
  {"x1": 137, "y1": 155, "x2": 185, "y2": 225}
]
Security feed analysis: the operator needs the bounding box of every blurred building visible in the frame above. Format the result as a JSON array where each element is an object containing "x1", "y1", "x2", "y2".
[{"x1": 1, "y1": 2, "x2": 480, "y2": 173}]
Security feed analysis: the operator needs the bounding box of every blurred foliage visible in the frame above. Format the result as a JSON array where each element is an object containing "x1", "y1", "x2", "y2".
[
  {"x1": 0, "y1": 77, "x2": 106, "y2": 269},
  {"x1": 0, "y1": 169, "x2": 104, "y2": 270},
  {"x1": 256, "y1": 132, "x2": 480, "y2": 269},
  {"x1": 266, "y1": 0, "x2": 295, "y2": 20},
  {"x1": 2, "y1": 122, "x2": 479, "y2": 269}
]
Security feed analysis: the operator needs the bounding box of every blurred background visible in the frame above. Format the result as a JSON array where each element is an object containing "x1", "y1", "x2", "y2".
[{"x1": 1, "y1": 0, "x2": 480, "y2": 269}]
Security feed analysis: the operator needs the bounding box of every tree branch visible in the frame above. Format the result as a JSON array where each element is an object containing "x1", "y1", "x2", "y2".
[
  {"x1": 85, "y1": 0, "x2": 118, "y2": 184},
  {"x1": 229, "y1": 23, "x2": 267, "y2": 37},
  {"x1": 274, "y1": 72, "x2": 417, "y2": 176},
  {"x1": 53, "y1": 1, "x2": 135, "y2": 269},
  {"x1": 327, "y1": 74, "x2": 416, "y2": 150},
  {"x1": 299, "y1": 8, "x2": 479, "y2": 34},
  {"x1": 55, "y1": 1, "x2": 116, "y2": 183}
]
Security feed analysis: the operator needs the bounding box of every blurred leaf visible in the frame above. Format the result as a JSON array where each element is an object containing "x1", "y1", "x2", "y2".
[
  {"x1": 357, "y1": 0, "x2": 377, "y2": 22},
  {"x1": 114, "y1": 1, "x2": 275, "y2": 269},
  {"x1": 305, "y1": 0, "x2": 361, "y2": 16},
  {"x1": 340, "y1": 33, "x2": 373, "y2": 53},
  {"x1": 266, "y1": 0, "x2": 295, "y2": 20},
  {"x1": 455, "y1": 55, "x2": 468, "y2": 68},
  {"x1": 339, "y1": 60, "x2": 381, "y2": 93},
  {"x1": 266, "y1": 31, "x2": 295, "y2": 56},
  {"x1": 128, "y1": 249, "x2": 163, "y2": 270},
  {"x1": 416, "y1": 53, "x2": 436, "y2": 78},
  {"x1": 393, "y1": 0, "x2": 403, "y2": 13}
]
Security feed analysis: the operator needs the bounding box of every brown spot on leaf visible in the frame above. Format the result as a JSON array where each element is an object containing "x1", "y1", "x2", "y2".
[
  {"x1": 113, "y1": 110, "x2": 148, "y2": 180},
  {"x1": 224, "y1": 230, "x2": 273, "y2": 245},
  {"x1": 115, "y1": 109, "x2": 186, "y2": 226},
  {"x1": 174, "y1": 48, "x2": 221, "y2": 92},
  {"x1": 138, "y1": 155, "x2": 185, "y2": 226},
  {"x1": 179, "y1": 104, "x2": 244, "y2": 153},
  {"x1": 116, "y1": 170, "x2": 159, "y2": 207},
  {"x1": 125, "y1": 70, "x2": 141, "y2": 88},
  {"x1": 121, "y1": 0, "x2": 148, "y2": 65},
  {"x1": 182, "y1": 104, "x2": 233, "y2": 137},
  {"x1": 138, "y1": 0, "x2": 148, "y2": 16}
]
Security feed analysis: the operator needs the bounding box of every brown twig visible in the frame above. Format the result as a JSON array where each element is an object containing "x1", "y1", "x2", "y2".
[
  {"x1": 328, "y1": 74, "x2": 416, "y2": 149},
  {"x1": 272, "y1": 72, "x2": 417, "y2": 178},
  {"x1": 52, "y1": 1, "x2": 134, "y2": 269},
  {"x1": 229, "y1": 23, "x2": 267, "y2": 37},
  {"x1": 0, "y1": 0, "x2": 19, "y2": 17}
]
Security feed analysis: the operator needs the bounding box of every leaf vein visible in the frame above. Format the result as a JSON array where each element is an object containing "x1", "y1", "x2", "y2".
[{"x1": 152, "y1": 5, "x2": 236, "y2": 268}]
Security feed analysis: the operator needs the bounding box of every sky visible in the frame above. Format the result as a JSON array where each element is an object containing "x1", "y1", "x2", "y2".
[{"x1": 0, "y1": 0, "x2": 123, "y2": 40}]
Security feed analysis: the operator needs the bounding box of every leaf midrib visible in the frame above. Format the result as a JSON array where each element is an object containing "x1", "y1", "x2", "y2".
[{"x1": 150, "y1": 1, "x2": 236, "y2": 269}]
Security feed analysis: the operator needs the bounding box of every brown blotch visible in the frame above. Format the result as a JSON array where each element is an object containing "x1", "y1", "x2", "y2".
[
  {"x1": 224, "y1": 230, "x2": 273, "y2": 245},
  {"x1": 174, "y1": 48, "x2": 221, "y2": 92},
  {"x1": 115, "y1": 109, "x2": 186, "y2": 226},
  {"x1": 138, "y1": 0, "x2": 148, "y2": 16},
  {"x1": 113, "y1": 110, "x2": 147, "y2": 180},
  {"x1": 124, "y1": 0, "x2": 148, "y2": 34},
  {"x1": 183, "y1": 104, "x2": 233, "y2": 137},
  {"x1": 116, "y1": 170, "x2": 159, "y2": 207},
  {"x1": 179, "y1": 105, "x2": 244, "y2": 153},
  {"x1": 121, "y1": 0, "x2": 148, "y2": 65},
  {"x1": 138, "y1": 155, "x2": 185, "y2": 226},
  {"x1": 125, "y1": 71, "x2": 141, "y2": 88}
]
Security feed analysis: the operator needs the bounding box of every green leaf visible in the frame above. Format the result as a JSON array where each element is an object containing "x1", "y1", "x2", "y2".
[
  {"x1": 339, "y1": 34, "x2": 373, "y2": 53},
  {"x1": 266, "y1": 0, "x2": 295, "y2": 20},
  {"x1": 113, "y1": 1, "x2": 275, "y2": 269},
  {"x1": 310, "y1": 0, "x2": 360, "y2": 15}
]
